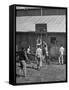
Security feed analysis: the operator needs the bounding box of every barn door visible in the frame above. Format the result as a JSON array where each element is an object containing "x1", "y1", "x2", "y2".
[{"x1": 35, "y1": 23, "x2": 47, "y2": 43}]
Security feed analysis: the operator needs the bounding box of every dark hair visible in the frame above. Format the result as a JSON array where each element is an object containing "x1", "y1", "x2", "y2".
[
  {"x1": 61, "y1": 44, "x2": 63, "y2": 46},
  {"x1": 22, "y1": 47, "x2": 24, "y2": 50},
  {"x1": 44, "y1": 44, "x2": 46, "y2": 47}
]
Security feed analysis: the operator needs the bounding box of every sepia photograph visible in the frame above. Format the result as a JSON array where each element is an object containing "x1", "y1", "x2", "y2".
[{"x1": 15, "y1": 5, "x2": 67, "y2": 84}]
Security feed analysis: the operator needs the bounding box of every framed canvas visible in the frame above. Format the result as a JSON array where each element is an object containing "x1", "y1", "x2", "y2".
[{"x1": 9, "y1": 4, "x2": 67, "y2": 85}]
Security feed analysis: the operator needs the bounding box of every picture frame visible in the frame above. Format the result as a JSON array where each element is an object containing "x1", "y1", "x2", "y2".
[{"x1": 9, "y1": 4, "x2": 67, "y2": 85}]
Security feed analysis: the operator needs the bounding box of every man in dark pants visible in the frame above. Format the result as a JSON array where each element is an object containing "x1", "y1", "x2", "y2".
[
  {"x1": 18, "y1": 48, "x2": 28, "y2": 77},
  {"x1": 43, "y1": 41, "x2": 49, "y2": 64}
]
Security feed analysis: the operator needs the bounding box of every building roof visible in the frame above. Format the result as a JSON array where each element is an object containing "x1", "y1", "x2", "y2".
[
  {"x1": 16, "y1": 6, "x2": 40, "y2": 10},
  {"x1": 16, "y1": 15, "x2": 66, "y2": 33},
  {"x1": 16, "y1": 8, "x2": 66, "y2": 16}
]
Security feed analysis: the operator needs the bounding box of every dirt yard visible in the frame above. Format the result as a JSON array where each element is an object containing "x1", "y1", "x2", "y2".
[{"x1": 16, "y1": 63, "x2": 66, "y2": 83}]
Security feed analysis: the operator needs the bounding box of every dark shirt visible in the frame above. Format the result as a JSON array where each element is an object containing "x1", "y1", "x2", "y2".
[
  {"x1": 16, "y1": 50, "x2": 27, "y2": 69},
  {"x1": 19, "y1": 51, "x2": 26, "y2": 61},
  {"x1": 16, "y1": 50, "x2": 26, "y2": 61}
]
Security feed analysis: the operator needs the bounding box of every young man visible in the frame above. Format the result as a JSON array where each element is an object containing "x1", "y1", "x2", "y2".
[
  {"x1": 36, "y1": 45, "x2": 42, "y2": 70},
  {"x1": 43, "y1": 41, "x2": 49, "y2": 64},
  {"x1": 27, "y1": 46, "x2": 31, "y2": 54},
  {"x1": 59, "y1": 45, "x2": 65, "y2": 65},
  {"x1": 19, "y1": 48, "x2": 27, "y2": 77}
]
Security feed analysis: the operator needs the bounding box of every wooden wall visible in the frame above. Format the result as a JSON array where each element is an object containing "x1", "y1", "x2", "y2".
[{"x1": 16, "y1": 32, "x2": 66, "y2": 51}]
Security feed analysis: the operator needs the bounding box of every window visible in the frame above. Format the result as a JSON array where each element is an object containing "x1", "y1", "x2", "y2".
[{"x1": 35, "y1": 23, "x2": 47, "y2": 33}]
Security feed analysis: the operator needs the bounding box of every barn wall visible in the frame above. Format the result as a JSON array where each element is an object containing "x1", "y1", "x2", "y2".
[
  {"x1": 47, "y1": 33, "x2": 66, "y2": 48},
  {"x1": 16, "y1": 32, "x2": 47, "y2": 53},
  {"x1": 16, "y1": 32, "x2": 66, "y2": 50}
]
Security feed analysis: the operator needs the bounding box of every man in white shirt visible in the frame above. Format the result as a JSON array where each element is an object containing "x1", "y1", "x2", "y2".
[
  {"x1": 36, "y1": 45, "x2": 42, "y2": 70},
  {"x1": 27, "y1": 46, "x2": 31, "y2": 63},
  {"x1": 27, "y1": 46, "x2": 31, "y2": 54},
  {"x1": 59, "y1": 45, "x2": 64, "y2": 64}
]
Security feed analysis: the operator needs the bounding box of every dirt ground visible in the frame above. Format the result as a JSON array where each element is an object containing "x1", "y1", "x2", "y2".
[{"x1": 16, "y1": 63, "x2": 66, "y2": 83}]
